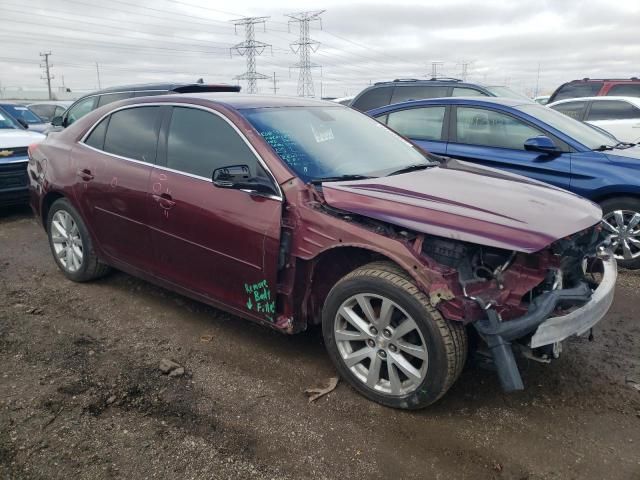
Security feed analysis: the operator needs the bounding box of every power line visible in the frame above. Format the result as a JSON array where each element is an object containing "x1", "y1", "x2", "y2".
[
  {"x1": 286, "y1": 10, "x2": 324, "y2": 97},
  {"x1": 230, "y1": 17, "x2": 271, "y2": 94},
  {"x1": 39, "y1": 52, "x2": 54, "y2": 100}
]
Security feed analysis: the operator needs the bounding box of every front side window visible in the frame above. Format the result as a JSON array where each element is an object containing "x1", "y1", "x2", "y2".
[
  {"x1": 166, "y1": 107, "x2": 261, "y2": 179},
  {"x1": 351, "y1": 87, "x2": 393, "y2": 112},
  {"x1": 549, "y1": 101, "x2": 587, "y2": 120},
  {"x1": 587, "y1": 100, "x2": 640, "y2": 121},
  {"x1": 102, "y1": 107, "x2": 161, "y2": 162},
  {"x1": 390, "y1": 86, "x2": 449, "y2": 104},
  {"x1": 242, "y1": 106, "x2": 432, "y2": 183},
  {"x1": 385, "y1": 107, "x2": 446, "y2": 141},
  {"x1": 97, "y1": 92, "x2": 135, "y2": 108},
  {"x1": 455, "y1": 107, "x2": 543, "y2": 150},
  {"x1": 66, "y1": 96, "x2": 97, "y2": 125},
  {"x1": 552, "y1": 82, "x2": 602, "y2": 102}
]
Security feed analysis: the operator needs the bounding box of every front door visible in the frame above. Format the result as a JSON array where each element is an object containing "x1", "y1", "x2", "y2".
[
  {"x1": 446, "y1": 106, "x2": 572, "y2": 189},
  {"x1": 147, "y1": 106, "x2": 282, "y2": 321},
  {"x1": 71, "y1": 105, "x2": 162, "y2": 271}
]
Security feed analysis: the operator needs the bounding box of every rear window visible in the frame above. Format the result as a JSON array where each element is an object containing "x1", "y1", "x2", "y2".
[
  {"x1": 606, "y1": 84, "x2": 640, "y2": 97},
  {"x1": 390, "y1": 85, "x2": 449, "y2": 104},
  {"x1": 587, "y1": 100, "x2": 640, "y2": 121},
  {"x1": 551, "y1": 82, "x2": 602, "y2": 102},
  {"x1": 351, "y1": 86, "x2": 393, "y2": 111},
  {"x1": 103, "y1": 106, "x2": 161, "y2": 163}
]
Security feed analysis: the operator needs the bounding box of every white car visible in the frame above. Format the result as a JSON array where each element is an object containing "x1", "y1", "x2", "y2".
[
  {"x1": 332, "y1": 95, "x2": 355, "y2": 106},
  {"x1": 0, "y1": 113, "x2": 45, "y2": 206},
  {"x1": 548, "y1": 96, "x2": 640, "y2": 143}
]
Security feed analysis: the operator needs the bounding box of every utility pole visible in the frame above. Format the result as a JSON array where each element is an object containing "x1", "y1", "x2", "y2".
[
  {"x1": 230, "y1": 17, "x2": 271, "y2": 94},
  {"x1": 271, "y1": 72, "x2": 279, "y2": 95},
  {"x1": 95, "y1": 62, "x2": 102, "y2": 89},
  {"x1": 430, "y1": 61, "x2": 444, "y2": 79},
  {"x1": 534, "y1": 62, "x2": 541, "y2": 97},
  {"x1": 286, "y1": 10, "x2": 324, "y2": 97},
  {"x1": 40, "y1": 51, "x2": 54, "y2": 100}
]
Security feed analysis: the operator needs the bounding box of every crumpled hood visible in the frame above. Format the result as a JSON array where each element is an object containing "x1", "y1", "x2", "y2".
[
  {"x1": 0, "y1": 129, "x2": 45, "y2": 148},
  {"x1": 321, "y1": 159, "x2": 602, "y2": 253}
]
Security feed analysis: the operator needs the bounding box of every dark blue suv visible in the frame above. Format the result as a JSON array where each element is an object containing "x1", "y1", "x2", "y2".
[
  {"x1": 368, "y1": 97, "x2": 640, "y2": 268},
  {"x1": 350, "y1": 78, "x2": 531, "y2": 112}
]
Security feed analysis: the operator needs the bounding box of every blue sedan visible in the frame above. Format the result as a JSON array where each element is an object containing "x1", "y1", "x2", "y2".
[{"x1": 368, "y1": 97, "x2": 640, "y2": 268}]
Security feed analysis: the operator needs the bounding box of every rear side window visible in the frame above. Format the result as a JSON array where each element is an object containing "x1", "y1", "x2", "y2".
[
  {"x1": 166, "y1": 107, "x2": 261, "y2": 179},
  {"x1": 606, "y1": 84, "x2": 640, "y2": 97},
  {"x1": 351, "y1": 86, "x2": 393, "y2": 111},
  {"x1": 84, "y1": 117, "x2": 109, "y2": 150},
  {"x1": 452, "y1": 87, "x2": 487, "y2": 97},
  {"x1": 551, "y1": 82, "x2": 602, "y2": 102},
  {"x1": 385, "y1": 107, "x2": 446, "y2": 141},
  {"x1": 390, "y1": 85, "x2": 449, "y2": 104},
  {"x1": 103, "y1": 107, "x2": 161, "y2": 162},
  {"x1": 587, "y1": 100, "x2": 640, "y2": 121},
  {"x1": 549, "y1": 101, "x2": 587, "y2": 120},
  {"x1": 455, "y1": 107, "x2": 543, "y2": 150},
  {"x1": 97, "y1": 92, "x2": 135, "y2": 107}
]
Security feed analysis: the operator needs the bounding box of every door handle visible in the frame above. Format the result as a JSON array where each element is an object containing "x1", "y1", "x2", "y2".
[
  {"x1": 152, "y1": 193, "x2": 176, "y2": 209},
  {"x1": 76, "y1": 168, "x2": 94, "y2": 181}
]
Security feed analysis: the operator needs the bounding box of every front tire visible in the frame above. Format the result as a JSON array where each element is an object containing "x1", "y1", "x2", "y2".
[
  {"x1": 47, "y1": 198, "x2": 111, "y2": 282},
  {"x1": 600, "y1": 197, "x2": 640, "y2": 269},
  {"x1": 322, "y1": 262, "x2": 467, "y2": 409}
]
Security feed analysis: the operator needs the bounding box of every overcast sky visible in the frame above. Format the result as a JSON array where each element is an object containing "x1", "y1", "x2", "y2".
[{"x1": 1, "y1": 0, "x2": 638, "y2": 99}]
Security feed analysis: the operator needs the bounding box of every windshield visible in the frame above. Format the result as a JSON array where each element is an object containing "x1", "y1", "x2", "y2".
[
  {"x1": 1, "y1": 105, "x2": 43, "y2": 124},
  {"x1": 242, "y1": 106, "x2": 431, "y2": 183},
  {"x1": 0, "y1": 109, "x2": 21, "y2": 129},
  {"x1": 484, "y1": 86, "x2": 532, "y2": 101},
  {"x1": 516, "y1": 103, "x2": 616, "y2": 149}
]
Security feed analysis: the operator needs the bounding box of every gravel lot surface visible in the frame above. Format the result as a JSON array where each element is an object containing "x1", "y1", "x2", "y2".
[{"x1": 1, "y1": 206, "x2": 639, "y2": 479}]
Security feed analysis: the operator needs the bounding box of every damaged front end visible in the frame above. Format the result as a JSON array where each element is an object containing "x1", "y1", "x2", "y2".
[{"x1": 421, "y1": 226, "x2": 616, "y2": 392}]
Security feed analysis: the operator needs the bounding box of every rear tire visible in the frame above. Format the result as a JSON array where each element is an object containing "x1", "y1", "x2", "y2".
[
  {"x1": 47, "y1": 198, "x2": 111, "y2": 282},
  {"x1": 600, "y1": 197, "x2": 640, "y2": 270},
  {"x1": 322, "y1": 261, "x2": 467, "y2": 409}
]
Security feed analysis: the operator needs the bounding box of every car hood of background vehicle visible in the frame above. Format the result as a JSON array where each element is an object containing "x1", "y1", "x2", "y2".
[
  {"x1": 0, "y1": 129, "x2": 45, "y2": 149},
  {"x1": 605, "y1": 145, "x2": 640, "y2": 161},
  {"x1": 321, "y1": 159, "x2": 602, "y2": 253}
]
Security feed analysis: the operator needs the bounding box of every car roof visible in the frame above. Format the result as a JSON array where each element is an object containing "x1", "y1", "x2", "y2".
[
  {"x1": 548, "y1": 96, "x2": 640, "y2": 106},
  {"x1": 159, "y1": 93, "x2": 334, "y2": 109},
  {"x1": 368, "y1": 96, "x2": 532, "y2": 113},
  {"x1": 95, "y1": 82, "x2": 240, "y2": 94}
]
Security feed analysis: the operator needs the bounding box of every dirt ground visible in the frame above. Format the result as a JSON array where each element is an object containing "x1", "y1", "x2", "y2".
[{"x1": 0, "y1": 206, "x2": 639, "y2": 480}]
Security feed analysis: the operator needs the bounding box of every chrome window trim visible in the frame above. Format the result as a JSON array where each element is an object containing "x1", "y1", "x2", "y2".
[{"x1": 79, "y1": 102, "x2": 283, "y2": 201}]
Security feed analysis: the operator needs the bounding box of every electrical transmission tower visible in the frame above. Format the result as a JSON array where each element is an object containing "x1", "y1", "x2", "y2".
[
  {"x1": 430, "y1": 61, "x2": 444, "y2": 79},
  {"x1": 286, "y1": 10, "x2": 324, "y2": 97},
  {"x1": 457, "y1": 61, "x2": 472, "y2": 81},
  {"x1": 40, "y1": 51, "x2": 54, "y2": 100},
  {"x1": 230, "y1": 17, "x2": 271, "y2": 94}
]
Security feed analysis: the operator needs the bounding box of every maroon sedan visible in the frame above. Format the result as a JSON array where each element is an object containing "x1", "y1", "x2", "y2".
[{"x1": 28, "y1": 94, "x2": 616, "y2": 409}]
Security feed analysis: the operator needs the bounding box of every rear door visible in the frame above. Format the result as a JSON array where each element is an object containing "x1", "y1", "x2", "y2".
[
  {"x1": 72, "y1": 105, "x2": 162, "y2": 271},
  {"x1": 379, "y1": 105, "x2": 448, "y2": 154},
  {"x1": 147, "y1": 105, "x2": 282, "y2": 321},
  {"x1": 446, "y1": 106, "x2": 572, "y2": 189},
  {"x1": 584, "y1": 100, "x2": 640, "y2": 143}
]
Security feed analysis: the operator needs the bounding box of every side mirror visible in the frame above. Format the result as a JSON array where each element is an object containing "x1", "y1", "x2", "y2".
[
  {"x1": 17, "y1": 118, "x2": 29, "y2": 129},
  {"x1": 212, "y1": 165, "x2": 277, "y2": 196},
  {"x1": 524, "y1": 135, "x2": 561, "y2": 155},
  {"x1": 51, "y1": 115, "x2": 64, "y2": 127}
]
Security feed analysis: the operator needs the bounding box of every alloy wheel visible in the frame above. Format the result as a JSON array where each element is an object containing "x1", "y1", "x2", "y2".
[
  {"x1": 51, "y1": 210, "x2": 84, "y2": 272},
  {"x1": 602, "y1": 210, "x2": 640, "y2": 261},
  {"x1": 334, "y1": 293, "x2": 428, "y2": 396}
]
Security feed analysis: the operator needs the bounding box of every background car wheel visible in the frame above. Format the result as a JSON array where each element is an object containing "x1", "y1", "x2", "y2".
[
  {"x1": 322, "y1": 261, "x2": 467, "y2": 409},
  {"x1": 600, "y1": 197, "x2": 640, "y2": 269},
  {"x1": 47, "y1": 198, "x2": 111, "y2": 282}
]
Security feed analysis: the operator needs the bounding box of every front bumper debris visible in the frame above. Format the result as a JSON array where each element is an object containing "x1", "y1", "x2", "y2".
[{"x1": 530, "y1": 256, "x2": 616, "y2": 348}]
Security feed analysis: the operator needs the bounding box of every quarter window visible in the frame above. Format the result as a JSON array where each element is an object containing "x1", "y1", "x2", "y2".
[
  {"x1": 390, "y1": 86, "x2": 448, "y2": 104},
  {"x1": 166, "y1": 107, "x2": 262, "y2": 179},
  {"x1": 385, "y1": 107, "x2": 446, "y2": 141},
  {"x1": 97, "y1": 92, "x2": 135, "y2": 107},
  {"x1": 84, "y1": 117, "x2": 109, "y2": 150},
  {"x1": 586, "y1": 100, "x2": 640, "y2": 121},
  {"x1": 455, "y1": 107, "x2": 543, "y2": 150},
  {"x1": 549, "y1": 101, "x2": 587, "y2": 120},
  {"x1": 103, "y1": 107, "x2": 161, "y2": 162},
  {"x1": 66, "y1": 96, "x2": 97, "y2": 125}
]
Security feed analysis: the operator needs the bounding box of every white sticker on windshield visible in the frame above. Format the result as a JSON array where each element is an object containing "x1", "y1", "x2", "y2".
[
  {"x1": 311, "y1": 123, "x2": 334, "y2": 143},
  {"x1": 14, "y1": 107, "x2": 28, "y2": 111},
  {"x1": 0, "y1": 114, "x2": 4, "y2": 121}
]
